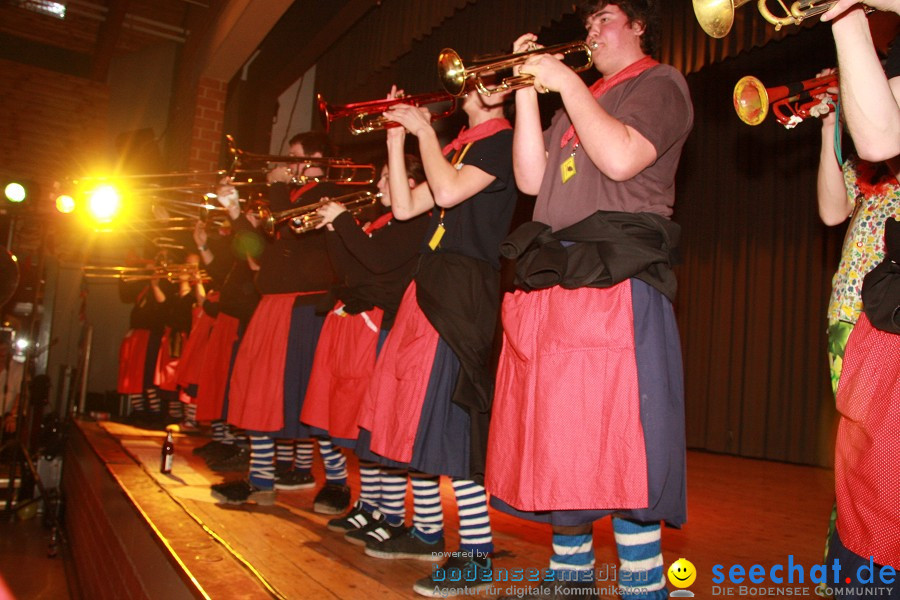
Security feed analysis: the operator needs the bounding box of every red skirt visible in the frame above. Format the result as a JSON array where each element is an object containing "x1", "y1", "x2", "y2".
[
  {"x1": 301, "y1": 303, "x2": 383, "y2": 440},
  {"x1": 154, "y1": 328, "x2": 185, "y2": 392},
  {"x1": 117, "y1": 329, "x2": 150, "y2": 395},
  {"x1": 174, "y1": 307, "x2": 215, "y2": 393},
  {"x1": 834, "y1": 313, "x2": 900, "y2": 568},
  {"x1": 195, "y1": 313, "x2": 240, "y2": 422},
  {"x1": 486, "y1": 282, "x2": 647, "y2": 511},
  {"x1": 358, "y1": 283, "x2": 439, "y2": 463},
  {"x1": 228, "y1": 293, "x2": 302, "y2": 431}
]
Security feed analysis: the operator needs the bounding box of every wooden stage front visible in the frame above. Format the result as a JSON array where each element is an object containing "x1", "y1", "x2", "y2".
[{"x1": 62, "y1": 418, "x2": 835, "y2": 599}]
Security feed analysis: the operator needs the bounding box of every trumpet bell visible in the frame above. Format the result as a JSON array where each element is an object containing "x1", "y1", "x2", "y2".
[
  {"x1": 733, "y1": 76, "x2": 769, "y2": 125},
  {"x1": 438, "y1": 49, "x2": 467, "y2": 97}
]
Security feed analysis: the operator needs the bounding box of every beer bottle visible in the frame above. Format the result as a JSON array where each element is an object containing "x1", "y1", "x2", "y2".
[{"x1": 161, "y1": 431, "x2": 174, "y2": 474}]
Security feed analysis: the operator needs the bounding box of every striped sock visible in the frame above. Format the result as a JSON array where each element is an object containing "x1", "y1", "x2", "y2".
[
  {"x1": 550, "y1": 533, "x2": 595, "y2": 582},
  {"x1": 145, "y1": 388, "x2": 161, "y2": 414},
  {"x1": 294, "y1": 440, "x2": 314, "y2": 473},
  {"x1": 378, "y1": 468, "x2": 407, "y2": 526},
  {"x1": 211, "y1": 420, "x2": 227, "y2": 441},
  {"x1": 612, "y1": 518, "x2": 667, "y2": 599},
  {"x1": 165, "y1": 392, "x2": 182, "y2": 418},
  {"x1": 275, "y1": 439, "x2": 294, "y2": 472},
  {"x1": 318, "y1": 439, "x2": 347, "y2": 485},
  {"x1": 128, "y1": 393, "x2": 145, "y2": 414},
  {"x1": 183, "y1": 403, "x2": 197, "y2": 426},
  {"x1": 410, "y1": 472, "x2": 443, "y2": 542},
  {"x1": 248, "y1": 435, "x2": 275, "y2": 490},
  {"x1": 452, "y1": 479, "x2": 493, "y2": 557},
  {"x1": 358, "y1": 460, "x2": 382, "y2": 514}
]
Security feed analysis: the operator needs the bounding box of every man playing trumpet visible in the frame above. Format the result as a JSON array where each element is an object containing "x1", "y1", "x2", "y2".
[{"x1": 486, "y1": 2, "x2": 693, "y2": 599}]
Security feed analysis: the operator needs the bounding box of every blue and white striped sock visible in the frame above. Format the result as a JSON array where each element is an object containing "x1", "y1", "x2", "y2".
[
  {"x1": 145, "y1": 388, "x2": 161, "y2": 414},
  {"x1": 612, "y1": 518, "x2": 667, "y2": 599},
  {"x1": 128, "y1": 393, "x2": 145, "y2": 414},
  {"x1": 410, "y1": 472, "x2": 443, "y2": 542},
  {"x1": 550, "y1": 533, "x2": 595, "y2": 582},
  {"x1": 379, "y1": 468, "x2": 407, "y2": 526},
  {"x1": 275, "y1": 438, "x2": 294, "y2": 471},
  {"x1": 211, "y1": 420, "x2": 227, "y2": 442},
  {"x1": 294, "y1": 440, "x2": 314, "y2": 473},
  {"x1": 358, "y1": 460, "x2": 381, "y2": 514},
  {"x1": 248, "y1": 435, "x2": 275, "y2": 490},
  {"x1": 166, "y1": 393, "x2": 183, "y2": 418},
  {"x1": 183, "y1": 403, "x2": 197, "y2": 426},
  {"x1": 452, "y1": 478, "x2": 493, "y2": 557},
  {"x1": 318, "y1": 439, "x2": 347, "y2": 485}
]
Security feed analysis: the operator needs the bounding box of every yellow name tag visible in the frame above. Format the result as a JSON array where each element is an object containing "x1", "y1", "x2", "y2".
[
  {"x1": 561, "y1": 155, "x2": 577, "y2": 184},
  {"x1": 428, "y1": 223, "x2": 446, "y2": 250}
]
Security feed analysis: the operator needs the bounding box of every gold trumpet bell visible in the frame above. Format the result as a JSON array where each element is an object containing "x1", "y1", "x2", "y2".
[
  {"x1": 733, "y1": 76, "x2": 769, "y2": 126},
  {"x1": 438, "y1": 49, "x2": 468, "y2": 97},
  {"x1": 693, "y1": 0, "x2": 744, "y2": 39}
]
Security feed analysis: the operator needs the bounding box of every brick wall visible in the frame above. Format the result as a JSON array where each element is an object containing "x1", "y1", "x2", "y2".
[{"x1": 188, "y1": 77, "x2": 227, "y2": 174}]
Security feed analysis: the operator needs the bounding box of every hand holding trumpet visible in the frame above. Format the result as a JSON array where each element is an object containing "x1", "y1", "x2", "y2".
[
  {"x1": 315, "y1": 200, "x2": 347, "y2": 231},
  {"x1": 511, "y1": 33, "x2": 578, "y2": 95},
  {"x1": 383, "y1": 85, "x2": 435, "y2": 138},
  {"x1": 821, "y1": 0, "x2": 900, "y2": 20}
]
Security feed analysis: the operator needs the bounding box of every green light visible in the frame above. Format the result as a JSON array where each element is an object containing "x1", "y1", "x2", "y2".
[{"x1": 5, "y1": 183, "x2": 26, "y2": 203}]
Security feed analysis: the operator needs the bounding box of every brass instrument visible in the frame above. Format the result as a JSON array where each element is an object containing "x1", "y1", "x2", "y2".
[
  {"x1": 317, "y1": 91, "x2": 457, "y2": 135},
  {"x1": 693, "y1": 0, "x2": 871, "y2": 38},
  {"x1": 733, "y1": 72, "x2": 837, "y2": 128},
  {"x1": 438, "y1": 41, "x2": 595, "y2": 97},
  {"x1": 258, "y1": 190, "x2": 382, "y2": 237},
  {"x1": 82, "y1": 264, "x2": 209, "y2": 283}
]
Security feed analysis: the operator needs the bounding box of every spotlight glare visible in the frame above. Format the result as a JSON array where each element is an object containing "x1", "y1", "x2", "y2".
[
  {"x1": 5, "y1": 182, "x2": 27, "y2": 203},
  {"x1": 87, "y1": 185, "x2": 121, "y2": 222},
  {"x1": 15, "y1": 337, "x2": 29, "y2": 351},
  {"x1": 56, "y1": 194, "x2": 76, "y2": 213}
]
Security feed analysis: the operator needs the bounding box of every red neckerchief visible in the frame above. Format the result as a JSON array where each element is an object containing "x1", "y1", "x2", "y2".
[
  {"x1": 560, "y1": 56, "x2": 659, "y2": 149},
  {"x1": 364, "y1": 211, "x2": 393, "y2": 234},
  {"x1": 442, "y1": 118, "x2": 512, "y2": 155},
  {"x1": 290, "y1": 181, "x2": 318, "y2": 203}
]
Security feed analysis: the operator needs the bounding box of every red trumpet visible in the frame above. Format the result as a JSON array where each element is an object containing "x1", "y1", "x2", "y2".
[
  {"x1": 317, "y1": 91, "x2": 456, "y2": 136},
  {"x1": 733, "y1": 73, "x2": 838, "y2": 128}
]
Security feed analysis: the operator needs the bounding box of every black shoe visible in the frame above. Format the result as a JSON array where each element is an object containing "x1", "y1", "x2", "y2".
[
  {"x1": 211, "y1": 480, "x2": 276, "y2": 506},
  {"x1": 345, "y1": 514, "x2": 403, "y2": 546},
  {"x1": 313, "y1": 483, "x2": 351, "y2": 514},
  {"x1": 193, "y1": 440, "x2": 231, "y2": 459},
  {"x1": 327, "y1": 502, "x2": 378, "y2": 533},
  {"x1": 413, "y1": 554, "x2": 493, "y2": 597},
  {"x1": 364, "y1": 527, "x2": 444, "y2": 561},
  {"x1": 274, "y1": 470, "x2": 315, "y2": 491},
  {"x1": 208, "y1": 447, "x2": 250, "y2": 472},
  {"x1": 494, "y1": 578, "x2": 599, "y2": 600}
]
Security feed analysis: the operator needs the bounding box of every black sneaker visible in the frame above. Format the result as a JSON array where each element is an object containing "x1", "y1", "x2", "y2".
[
  {"x1": 348, "y1": 518, "x2": 403, "y2": 547},
  {"x1": 274, "y1": 470, "x2": 315, "y2": 491},
  {"x1": 208, "y1": 447, "x2": 250, "y2": 472},
  {"x1": 327, "y1": 502, "x2": 378, "y2": 533},
  {"x1": 194, "y1": 440, "x2": 236, "y2": 462},
  {"x1": 313, "y1": 484, "x2": 351, "y2": 514},
  {"x1": 364, "y1": 527, "x2": 444, "y2": 561},
  {"x1": 211, "y1": 480, "x2": 276, "y2": 506},
  {"x1": 494, "y1": 578, "x2": 599, "y2": 600},
  {"x1": 413, "y1": 554, "x2": 493, "y2": 597}
]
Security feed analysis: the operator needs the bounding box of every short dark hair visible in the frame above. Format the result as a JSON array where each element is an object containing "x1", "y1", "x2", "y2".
[
  {"x1": 579, "y1": 0, "x2": 661, "y2": 57},
  {"x1": 288, "y1": 131, "x2": 335, "y2": 157},
  {"x1": 404, "y1": 154, "x2": 426, "y2": 185}
]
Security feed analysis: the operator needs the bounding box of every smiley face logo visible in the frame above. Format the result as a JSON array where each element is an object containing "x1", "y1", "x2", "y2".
[{"x1": 667, "y1": 558, "x2": 697, "y2": 589}]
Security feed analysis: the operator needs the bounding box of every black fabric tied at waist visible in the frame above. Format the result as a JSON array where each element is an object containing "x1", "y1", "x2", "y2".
[{"x1": 501, "y1": 210, "x2": 682, "y2": 302}]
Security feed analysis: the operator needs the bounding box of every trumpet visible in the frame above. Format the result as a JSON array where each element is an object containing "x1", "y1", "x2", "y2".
[
  {"x1": 693, "y1": 0, "x2": 872, "y2": 38},
  {"x1": 82, "y1": 264, "x2": 209, "y2": 283},
  {"x1": 318, "y1": 92, "x2": 457, "y2": 135},
  {"x1": 733, "y1": 72, "x2": 837, "y2": 128},
  {"x1": 438, "y1": 41, "x2": 595, "y2": 97},
  {"x1": 225, "y1": 135, "x2": 376, "y2": 186},
  {"x1": 258, "y1": 190, "x2": 381, "y2": 237}
]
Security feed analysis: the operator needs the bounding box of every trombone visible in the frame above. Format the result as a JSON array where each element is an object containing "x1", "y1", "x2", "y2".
[
  {"x1": 733, "y1": 72, "x2": 838, "y2": 128},
  {"x1": 317, "y1": 92, "x2": 457, "y2": 135},
  {"x1": 693, "y1": 0, "x2": 872, "y2": 38},
  {"x1": 438, "y1": 41, "x2": 595, "y2": 97},
  {"x1": 258, "y1": 190, "x2": 382, "y2": 237},
  {"x1": 82, "y1": 264, "x2": 210, "y2": 283}
]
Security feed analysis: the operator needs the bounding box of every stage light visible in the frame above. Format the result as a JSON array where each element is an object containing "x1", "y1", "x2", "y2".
[
  {"x1": 55, "y1": 194, "x2": 76, "y2": 213},
  {"x1": 4, "y1": 182, "x2": 27, "y2": 203},
  {"x1": 86, "y1": 185, "x2": 121, "y2": 222},
  {"x1": 15, "y1": 337, "x2": 29, "y2": 352}
]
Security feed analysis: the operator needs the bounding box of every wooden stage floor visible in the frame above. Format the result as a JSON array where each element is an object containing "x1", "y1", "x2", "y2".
[{"x1": 68, "y1": 418, "x2": 835, "y2": 599}]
